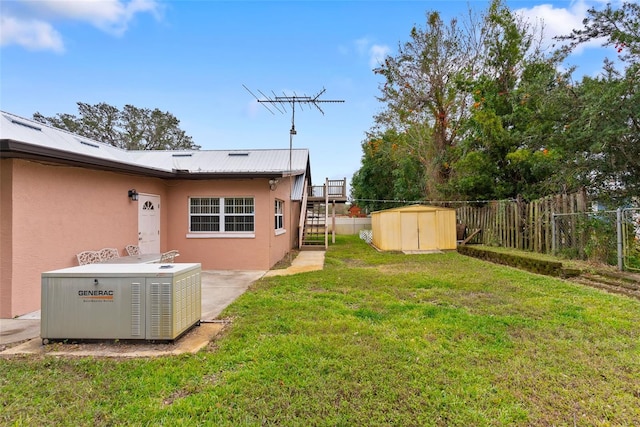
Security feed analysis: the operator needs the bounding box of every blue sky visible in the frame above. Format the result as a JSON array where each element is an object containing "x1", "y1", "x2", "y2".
[{"x1": 0, "y1": 0, "x2": 624, "y2": 187}]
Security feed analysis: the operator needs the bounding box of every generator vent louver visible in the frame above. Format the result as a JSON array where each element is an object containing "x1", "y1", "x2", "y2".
[{"x1": 131, "y1": 282, "x2": 142, "y2": 337}]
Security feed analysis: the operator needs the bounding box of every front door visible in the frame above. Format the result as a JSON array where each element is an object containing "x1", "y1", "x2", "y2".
[{"x1": 138, "y1": 194, "x2": 160, "y2": 254}]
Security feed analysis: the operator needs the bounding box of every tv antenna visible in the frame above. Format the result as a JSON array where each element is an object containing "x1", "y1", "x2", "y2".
[
  {"x1": 243, "y1": 85, "x2": 344, "y2": 182},
  {"x1": 243, "y1": 85, "x2": 344, "y2": 256},
  {"x1": 243, "y1": 85, "x2": 344, "y2": 138}
]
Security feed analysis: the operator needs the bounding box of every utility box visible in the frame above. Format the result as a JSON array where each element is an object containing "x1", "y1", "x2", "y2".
[{"x1": 41, "y1": 263, "x2": 201, "y2": 341}]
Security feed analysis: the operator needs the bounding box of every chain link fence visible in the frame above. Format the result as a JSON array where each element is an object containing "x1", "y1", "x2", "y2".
[
  {"x1": 622, "y1": 208, "x2": 640, "y2": 271},
  {"x1": 552, "y1": 208, "x2": 640, "y2": 271}
]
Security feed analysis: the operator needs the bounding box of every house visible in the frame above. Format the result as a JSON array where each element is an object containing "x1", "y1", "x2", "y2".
[
  {"x1": 0, "y1": 111, "x2": 345, "y2": 318},
  {"x1": 348, "y1": 204, "x2": 367, "y2": 218}
]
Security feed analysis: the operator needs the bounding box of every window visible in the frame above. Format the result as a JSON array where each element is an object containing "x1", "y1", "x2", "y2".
[
  {"x1": 190, "y1": 197, "x2": 220, "y2": 232},
  {"x1": 189, "y1": 197, "x2": 254, "y2": 234},
  {"x1": 275, "y1": 199, "x2": 284, "y2": 230},
  {"x1": 224, "y1": 197, "x2": 254, "y2": 232}
]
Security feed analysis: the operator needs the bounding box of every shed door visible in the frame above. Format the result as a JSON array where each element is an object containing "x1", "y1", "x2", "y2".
[
  {"x1": 138, "y1": 194, "x2": 160, "y2": 254},
  {"x1": 400, "y1": 211, "x2": 437, "y2": 250},
  {"x1": 401, "y1": 212, "x2": 419, "y2": 250},
  {"x1": 418, "y1": 212, "x2": 437, "y2": 250}
]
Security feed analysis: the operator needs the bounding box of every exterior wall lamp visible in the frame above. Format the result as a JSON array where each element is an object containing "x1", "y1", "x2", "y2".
[
  {"x1": 268, "y1": 179, "x2": 279, "y2": 191},
  {"x1": 128, "y1": 189, "x2": 139, "y2": 201}
]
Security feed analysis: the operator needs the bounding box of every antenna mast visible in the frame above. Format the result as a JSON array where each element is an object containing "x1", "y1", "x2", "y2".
[
  {"x1": 243, "y1": 85, "x2": 344, "y2": 177},
  {"x1": 243, "y1": 85, "x2": 344, "y2": 254}
]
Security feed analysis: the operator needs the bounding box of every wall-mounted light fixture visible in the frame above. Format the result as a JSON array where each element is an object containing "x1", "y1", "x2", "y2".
[
  {"x1": 128, "y1": 189, "x2": 139, "y2": 201},
  {"x1": 268, "y1": 179, "x2": 279, "y2": 191}
]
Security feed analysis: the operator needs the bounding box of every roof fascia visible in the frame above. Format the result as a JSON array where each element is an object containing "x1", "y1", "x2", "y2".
[
  {"x1": 1, "y1": 139, "x2": 175, "y2": 178},
  {"x1": 1, "y1": 139, "x2": 306, "y2": 180}
]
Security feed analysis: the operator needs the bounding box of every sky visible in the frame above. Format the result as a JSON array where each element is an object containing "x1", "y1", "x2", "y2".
[{"x1": 0, "y1": 0, "x2": 625, "y2": 188}]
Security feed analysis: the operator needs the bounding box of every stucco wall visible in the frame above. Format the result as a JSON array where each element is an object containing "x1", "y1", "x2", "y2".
[
  {"x1": 1, "y1": 159, "x2": 165, "y2": 318},
  {"x1": 1, "y1": 160, "x2": 13, "y2": 317},
  {"x1": 163, "y1": 177, "x2": 293, "y2": 270},
  {"x1": 1, "y1": 158, "x2": 297, "y2": 318}
]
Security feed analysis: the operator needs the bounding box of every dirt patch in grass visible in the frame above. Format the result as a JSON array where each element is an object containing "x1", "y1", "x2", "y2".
[{"x1": 271, "y1": 250, "x2": 300, "y2": 269}]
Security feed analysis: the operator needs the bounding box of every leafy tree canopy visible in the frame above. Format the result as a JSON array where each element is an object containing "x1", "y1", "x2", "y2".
[
  {"x1": 556, "y1": 2, "x2": 640, "y2": 203},
  {"x1": 353, "y1": 1, "x2": 640, "y2": 205},
  {"x1": 556, "y1": 1, "x2": 640, "y2": 65},
  {"x1": 33, "y1": 102, "x2": 200, "y2": 151}
]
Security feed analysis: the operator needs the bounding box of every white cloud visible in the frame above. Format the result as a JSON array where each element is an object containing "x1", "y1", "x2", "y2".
[
  {"x1": 0, "y1": 0, "x2": 162, "y2": 52},
  {"x1": 514, "y1": 0, "x2": 610, "y2": 53},
  {"x1": 369, "y1": 44, "x2": 390, "y2": 68},
  {"x1": 346, "y1": 37, "x2": 390, "y2": 69},
  {"x1": 0, "y1": 15, "x2": 64, "y2": 52},
  {"x1": 36, "y1": 0, "x2": 163, "y2": 36}
]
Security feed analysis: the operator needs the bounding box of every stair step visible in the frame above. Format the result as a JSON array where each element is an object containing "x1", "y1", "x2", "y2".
[
  {"x1": 302, "y1": 200, "x2": 328, "y2": 248},
  {"x1": 301, "y1": 245, "x2": 325, "y2": 251}
]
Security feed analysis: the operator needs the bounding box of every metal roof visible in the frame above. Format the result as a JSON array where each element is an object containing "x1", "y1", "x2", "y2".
[
  {"x1": 0, "y1": 111, "x2": 310, "y2": 180},
  {"x1": 127, "y1": 148, "x2": 309, "y2": 175}
]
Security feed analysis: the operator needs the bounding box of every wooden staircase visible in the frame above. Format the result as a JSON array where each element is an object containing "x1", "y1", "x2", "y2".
[
  {"x1": 298, "y1": 178, "x2": 347, "y2": 251},
  {"x1": 301, "y1": 202, "x2": 327, "y2": 250}
]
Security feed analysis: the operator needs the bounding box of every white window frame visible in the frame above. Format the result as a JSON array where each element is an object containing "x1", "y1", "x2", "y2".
[
  {"x1": 275, "y1": 199, "x2": 285, "y2": 235},
  {"x1": 187, "y1": 196, "x2": 255, "y2": 238}
]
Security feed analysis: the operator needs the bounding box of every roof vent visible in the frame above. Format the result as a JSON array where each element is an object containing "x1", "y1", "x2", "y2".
[
  {"x1": 78, "y1": 140, "x2": 100, "y2": 148},
  {"x1": 10, "y1": 119, "x2": 42, "y2": 132},
  {"x1": 228, "y1": 152, "x2": 249, "y2": 156},
  {"x1": 172, "y1": 153, "x2": 193, "y2": 157}
]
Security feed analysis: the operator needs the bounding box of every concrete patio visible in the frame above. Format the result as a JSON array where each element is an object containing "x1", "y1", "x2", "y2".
[{"x1": 0, "y1": 251, "x2": 325, "y2": 357}]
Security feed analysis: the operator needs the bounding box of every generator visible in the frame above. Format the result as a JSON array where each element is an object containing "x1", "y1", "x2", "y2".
[{"x1": 41, "y1": 263, "x2": 201, "y2": 342}]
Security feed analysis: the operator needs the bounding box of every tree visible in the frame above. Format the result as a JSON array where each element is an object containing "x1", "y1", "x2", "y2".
[
  {"x1": 372, "y1": 8, "x2": 482, "y2": 200},
  {"x1": 556, "y1": 2, "x2": 640, "y2": 202},
  {"x1": 357, "y1": 1, "x2": 638, "y2": 204},
  {"x1": 367, "y1": 0, "x2": 560, "y2": 202},
  {"x1": 449, "y1": 0, "x2": 567, "y2": 200},
  {"x1": 351, "y1": 129, "x2": 424, "y2": 212},
  {"x1": 33, "y1": 102, "x2": 200, "y2": 150},
  {"x1": 556, "y1": 2, "x2": 640, "y2": 65},
  {"x1": 560, "y1": 63, "x2": 640, "y2": 203}
]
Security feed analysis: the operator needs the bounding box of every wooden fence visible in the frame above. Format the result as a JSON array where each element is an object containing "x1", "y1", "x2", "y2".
[{"x1": 454, "y1": 189, "x2": 588, "y2": 254}]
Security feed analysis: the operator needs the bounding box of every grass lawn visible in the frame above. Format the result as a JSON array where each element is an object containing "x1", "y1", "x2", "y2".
[{"x1": 2, "y1": 235, "x2": 639, "y2": 426}]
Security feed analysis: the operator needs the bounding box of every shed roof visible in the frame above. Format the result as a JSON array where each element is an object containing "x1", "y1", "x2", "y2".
[
  {"x1": 0, "y1": 111, "x2": 311, "y2": 184},
  {"x1": 372, "y1": 204, "x2": 455, "y2": 214}
]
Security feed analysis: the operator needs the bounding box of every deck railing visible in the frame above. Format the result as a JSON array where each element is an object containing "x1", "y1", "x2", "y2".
[{"x1": 308, "y1": 178, "x2": 347, "y2": 201}]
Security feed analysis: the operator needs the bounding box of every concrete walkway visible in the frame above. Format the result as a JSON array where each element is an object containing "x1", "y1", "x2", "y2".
[
  {"x1": 0, "y1": 251, "x2": 325, "y2": 356},
  {"x1": 264, "y1": 250, "x2": 325, "y2": 277}
]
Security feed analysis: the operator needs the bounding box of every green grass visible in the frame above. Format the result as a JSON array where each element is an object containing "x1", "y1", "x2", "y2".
[{"x1": 2, "y1": 235, "x2": 640, "y2": 426}]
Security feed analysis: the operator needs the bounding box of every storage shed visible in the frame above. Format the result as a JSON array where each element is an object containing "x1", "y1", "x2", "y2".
[{"x1": 371, "y1": 205, "x2": 457, "y2": 252}]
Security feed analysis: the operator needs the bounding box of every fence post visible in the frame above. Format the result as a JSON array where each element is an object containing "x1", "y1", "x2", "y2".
[
  {"x1": 551, "y1": 213, "x2": 556, "y2": 254},
  {"x1": 617, "y1": 208, "x2": 623, "y2": 271}
]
